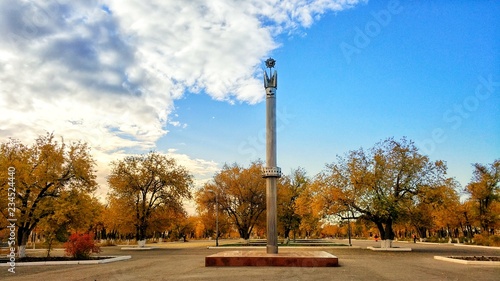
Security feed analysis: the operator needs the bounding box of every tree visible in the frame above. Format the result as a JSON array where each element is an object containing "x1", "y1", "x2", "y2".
[
  {"x1": 0, "y1": 133, "x2": 97, "y2": 257},
  {"x1": 277, "y1": 167, "x2": 309, "y2": 239},
  {"x1": 148, "y1": 203, "x2": 191, "y2": 241},
  {"x1": 166, "y1": 213, "x2": 196, "y2": 241},
  {"x1": 405, "y1": 178, "x2": 461, "y2": 239},
  {"x1": 39, "y1": 189, "x2": 102, "y2": 256},
  {"x1": 101, "y1": 196, "x2": 136, "y2": 240},
  {"x1": 107, "y1": 152, "x2": 192, "y2": 245},
  {"x1": 195, "y1": 199, "x2": 231, "y2": 240},
  {"x1": 317, "y1": 138, "x2": 447, "y2": 245},
  {"x1": 295, "y1": 184, "x2": 322, "y2": 238},
  {"x1": 465, "y1": 159, "x2": 499, "y2": 235},
  {"x1": 197, "y1": 162, "x2": 266, "y2": 240}
]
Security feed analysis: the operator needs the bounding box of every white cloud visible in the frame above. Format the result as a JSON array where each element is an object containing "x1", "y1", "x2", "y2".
[{"x1": 0, "y1": 0, "x2": 362, "y2": 193}]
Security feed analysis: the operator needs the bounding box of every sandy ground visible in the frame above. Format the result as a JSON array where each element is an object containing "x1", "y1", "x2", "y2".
[{"x1": 1, "y1": 239, "x2": 499, "y2": 281}]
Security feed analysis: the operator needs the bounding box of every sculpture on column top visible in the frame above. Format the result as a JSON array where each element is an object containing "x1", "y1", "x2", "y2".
[{"x1": 264, "y1": 58, "x2": 277, "y2": 91}]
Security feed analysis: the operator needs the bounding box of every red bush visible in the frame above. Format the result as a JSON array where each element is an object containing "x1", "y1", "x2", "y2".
[{"x1": 64, "y1": 233, "x2": 101, "y2": 259}]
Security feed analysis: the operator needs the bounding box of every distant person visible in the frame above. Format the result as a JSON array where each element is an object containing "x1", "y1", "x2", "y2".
[
  {"x1": 413, "y1": 234, "x2": 417, "y2": 243},
  {"x1": 374, "y1": 235, "x2": 379, "y2": 242}
]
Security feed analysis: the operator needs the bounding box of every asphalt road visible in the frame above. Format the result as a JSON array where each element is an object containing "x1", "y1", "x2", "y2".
[{"x1": 1, "y1": 239, "x2": 499, "y2": 281}]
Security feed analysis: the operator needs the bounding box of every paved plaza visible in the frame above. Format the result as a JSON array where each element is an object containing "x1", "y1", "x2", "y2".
[{"x1": 1, "y1": 239, "x2": 499, "y2": 281}]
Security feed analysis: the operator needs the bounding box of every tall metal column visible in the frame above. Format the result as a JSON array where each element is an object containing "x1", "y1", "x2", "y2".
[{"x1": 262, "y1": 58, "x2": 281, "y2": 254}]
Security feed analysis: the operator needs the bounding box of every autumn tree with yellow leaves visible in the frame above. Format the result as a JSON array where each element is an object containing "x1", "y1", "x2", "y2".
[
  {"x1": 465, "y1": 159, "x2": 499, "y2": 235},
  {"x1": 107, "y1": 152, "x2": 192, "y2": 245},
  {"x1": 100, "y1": 196, "x2": 136, "y2": 240},
  {"x1": 0, "y1": 133, "x2": 97, "y2": 257},
  {"x1": 40, "y1": 189, "x2": 102, "y2": 256},
  {"x1": 316, "y1": 138, "x2": 448, "y2": 244},
  {"x1": 403, "y1": 178, "x2": 462, "y2": 238},
  {"x1": 197, "y1": 162, "x2": 266, "y2": 240},
  {"x1": 277, "y1": 167, "x2": 309, "y2": 239}
]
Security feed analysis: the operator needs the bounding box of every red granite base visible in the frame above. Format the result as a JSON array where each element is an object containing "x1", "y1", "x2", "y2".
[{"x1": 205, "y1": 251, "x2": 338, "y2": 267}]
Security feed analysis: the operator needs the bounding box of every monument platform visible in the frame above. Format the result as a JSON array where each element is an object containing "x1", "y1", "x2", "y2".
[{"x1": 205, "y1": 250, "x2": 338, "y2": 267}]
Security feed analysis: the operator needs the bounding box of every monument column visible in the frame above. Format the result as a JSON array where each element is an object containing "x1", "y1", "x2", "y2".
[
  {"x1": 205, "y1": 58, "x2": 339, "y2": 267},
  {"x1": 262, "y1": 58, "x2": 281, "y2": 254}
]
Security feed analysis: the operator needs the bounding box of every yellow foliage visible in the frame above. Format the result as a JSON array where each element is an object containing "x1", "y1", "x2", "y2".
[{"x1": 0, "y1": 133, "x2": 97, "y2": 255}]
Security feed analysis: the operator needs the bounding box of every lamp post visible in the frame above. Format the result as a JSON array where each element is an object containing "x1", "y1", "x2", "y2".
[
  {"x1": 208, "y1": 189, "x2": 219, "y2": 247},
  {"x1": 347, "y1": 215, "x2": 352, "y2": 247},
  {"x1": 342, "y1": 209, "x2": 356, "y2": 247}
]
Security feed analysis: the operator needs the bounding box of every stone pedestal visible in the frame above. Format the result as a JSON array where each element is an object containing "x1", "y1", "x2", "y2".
[{"x1": 205, "y1": 251, "x2": 338, "y2": 267}]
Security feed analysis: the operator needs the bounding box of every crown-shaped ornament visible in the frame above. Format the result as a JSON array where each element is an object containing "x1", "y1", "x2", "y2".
[{"x1": 264, "y1": 58, "x2": 277, "y2": 89}]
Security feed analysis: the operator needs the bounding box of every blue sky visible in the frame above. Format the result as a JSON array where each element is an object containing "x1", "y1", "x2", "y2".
[
  {"x1": 1, "y1": 0, "x2": 498, "y2": 199},
  {"x1": 162, "y1": 1, "x2": 499, "y2": 188}
]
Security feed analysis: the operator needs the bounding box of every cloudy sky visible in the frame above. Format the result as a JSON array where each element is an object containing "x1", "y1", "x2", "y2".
[{"x1": 1, "y1": 0, "x2": 499, "y2": 205}]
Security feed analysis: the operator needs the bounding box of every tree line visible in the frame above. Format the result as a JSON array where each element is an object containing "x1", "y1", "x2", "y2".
[
  {"x1": 1, "y1": 134, "x2": 499, "y2": 257},
  {"x1": 197, "y1": 138, "x2": 499, "y2": 246}
]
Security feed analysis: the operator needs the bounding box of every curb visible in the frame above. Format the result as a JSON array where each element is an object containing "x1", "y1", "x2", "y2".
[
  {"x1": 454, "y1": 244, "x2": 500, "y2": 250},
  {"x1": 367, "y1": 246, "x2": 412, "y2": 252},
  {"x1": 120, "y1": 247, "x2": 158, "y2": 250},
  {"x1": 434, "y1": 256, "x2": 500, "y2": 266},
  {"x1": 207, "y1": 246, "x2": 360, "y2": 250},
  {"x1": 0, "y1": 255, "x2": 131, "y2": 266}
]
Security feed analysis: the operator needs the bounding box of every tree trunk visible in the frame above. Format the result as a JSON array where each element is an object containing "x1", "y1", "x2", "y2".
[
  {"x1": 237, "y1": 225, "x2": 252, "y2": 240},
  {"x1": 383, "y1": 219, "x2": 395, "y2": 240},
  {"x1": 46, "y1": 234, "x2": 54, "y2": 257},
  {"x1": 417, "y1": 227, "x2": 427, "y2": 238},
  {"x1": 284, "y1": 228, "x2": 291, "y2": 239},
  {"x1": 136, "y1": 222, "x2": 148, "y2": 247},
  {"x1": 376, "y1": 219, "x2": 395, "y2": 248},
  {"x1": 17, "y1": 227, "x2": 30, "y2": 258},
  {"x1": 18, "y1": 245, "x2": 26, "y2": 259},
  {"x1": 375, "y1": 221, "x2": 386, "y2": 240}
]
